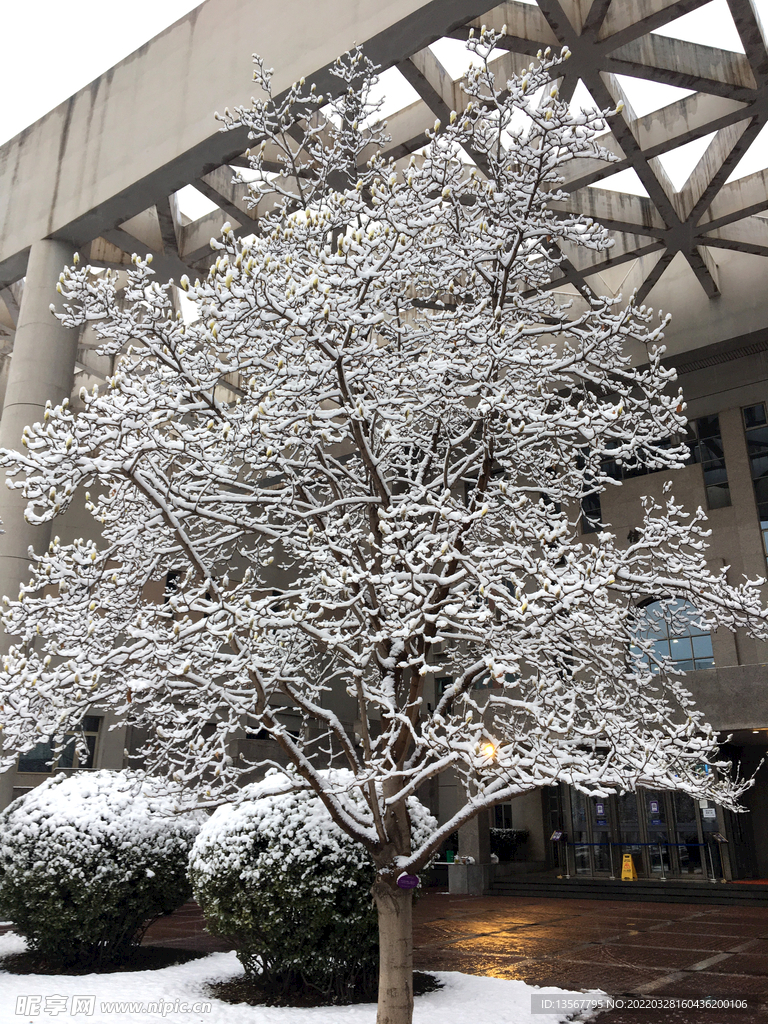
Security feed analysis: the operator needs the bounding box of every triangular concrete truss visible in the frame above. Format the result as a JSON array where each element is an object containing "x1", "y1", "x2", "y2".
[{"x1": 1, "y1": 0, "x2": 767, "y2": 330}]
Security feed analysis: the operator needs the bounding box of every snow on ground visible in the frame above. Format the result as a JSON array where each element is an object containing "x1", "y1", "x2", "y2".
[{"x1": 0, "y1": 932, "x2": 597, "y2": 1023}]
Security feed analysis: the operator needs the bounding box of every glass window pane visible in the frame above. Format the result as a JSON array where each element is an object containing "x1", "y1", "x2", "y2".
[
  {"x1": 691, "y1": 634, "x2": 713, "y2": 658},
  {"x1": 753, "y1": 476, "x2": 768, "y2": 503},
  {"x1": 81, "y1": 716, "x2": 101, "y2": 733},
  {"x1": 18, "y1": 742, "x2": 54, "y2": 773},
  {"x1": 744, "y1": 404, "x2": 767, "y2": 429},
  {"x1": 618, "y1": 792, "x2": 639, "y2": 827},
  {"x1": 57, "y1": 737, "x2": 76, "y2": 769},
  {"x1": 685, "y1": 423, "x2": 700, "y2": 464},
  {"x1": 747, "y1": 434, "x2": 768, "y2": 457},
  {"x1": 623, "y1": 461, "x2": 648, "y2": 479},
  {"x1": 706, "y1": 483, "x2": 731, "y2": 509},
  {"x1": 635, "y1": 600, "x2": 714, "y2": 673},
  {"x1": 696, "y1": 415, "x2": 722, "y2": 439},
  {"x1": 652, "y1": 639, "x2": 671, "y2": 661},
  {"x1": 571, "y1": 789, "x2": 587, "y2": 828},
  {"x1": 669, "y1": 636, "x2": 693, "y2": 662},
  {"x1": 81, "y1": 735, "x2": 97, "y2": 770},
  {"x1": 702, "y1": 464, "x2": 727, "y2": 484},
  {"x1": 672, "y1": 791, "x2": 697, "y2": 825}
]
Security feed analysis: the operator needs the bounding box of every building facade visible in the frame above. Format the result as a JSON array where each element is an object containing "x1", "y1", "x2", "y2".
[{"x1": 1, "y1": 0, "x2": 768, "y2": 885}]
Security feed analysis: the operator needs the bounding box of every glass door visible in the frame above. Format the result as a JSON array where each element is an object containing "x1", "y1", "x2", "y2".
[
  {"x1": 644, "y1": 790, "x2": 670, "y2": 876},
  {"x1": 569, "y1": 789, "x2": 591, "y2": 874},
  {"x1": 617, "y1": 791, "x2": 644, "y2": 877},
  {"x1": 591, "y1": 797, "x2": 613, "y2": 874},
  {"x1": 670, "y1": 791, "x2": 704, "y2": 876}
]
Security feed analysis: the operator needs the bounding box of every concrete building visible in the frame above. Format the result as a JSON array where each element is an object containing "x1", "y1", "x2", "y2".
[{"x1": 1, "y1": 0, "x2": 768, "y2": 888}]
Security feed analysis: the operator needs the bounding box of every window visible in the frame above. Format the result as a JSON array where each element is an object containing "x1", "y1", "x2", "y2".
[
  {"x1": 597, "y1": 418, "x2": 730, "y2": 511},
  {"x1": 742, "y1": 403, "x2": 768, "y2": 568},
  {"x1": 688, "y1": 415, "x2": 731, "y2": 509},
  {"x1": 18, "y1": 716, "x2": 101, "y2": 774},
  {"x1": 164, "y1": 569, "x2": 181, "y2": 604},
  {"x1": 495, "y1": 803, "x2": 513, "y2": 829},
  {"x1": 581, "y1": 490, "x2": 602, "y2": 534},
  {"x1": 435, "y1": 676, "x2": 453, "y2": 697},
  {"x1": 632, "y1": 599, "x2": 715, "y2": 672}
]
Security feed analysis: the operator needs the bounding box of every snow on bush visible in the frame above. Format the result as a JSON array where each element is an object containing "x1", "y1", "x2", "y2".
[
  {"x1": 0, "y1": 769, "x2": 200, "y2": 967},
  {"x1": 189, "y1": 768, "x2": 436, "y2": 1001}
]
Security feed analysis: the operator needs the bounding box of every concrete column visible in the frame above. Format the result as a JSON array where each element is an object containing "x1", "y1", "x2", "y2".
[
  {"x1": 0, "y1": 239, "x2": 78, "y2": 608},
  {"x1": 449, "y1": 808, "x2": 492, "y2": 895},
  {"x1": 458, "y1": 808, "x2": 491, "y2": 863}
]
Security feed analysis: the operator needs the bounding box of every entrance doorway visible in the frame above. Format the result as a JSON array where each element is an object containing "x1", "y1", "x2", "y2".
[{"x1": 562, "y1": 786, "x2": 727, "y2": 880}]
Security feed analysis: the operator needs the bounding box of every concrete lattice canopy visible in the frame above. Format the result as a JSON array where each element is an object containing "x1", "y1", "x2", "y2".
[{"x1": 0, "y1": 0, "x2": 767, "y2": 342}]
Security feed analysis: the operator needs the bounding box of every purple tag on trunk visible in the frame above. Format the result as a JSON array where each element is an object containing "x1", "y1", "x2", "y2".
[{"x1": 396, "y1": 873, "x2": 419, "y2": 889}]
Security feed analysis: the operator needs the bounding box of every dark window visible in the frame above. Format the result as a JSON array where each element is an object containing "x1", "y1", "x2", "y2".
[
  {"x1": 742, "y1": 404, "x2": 768, "y2": 567},
  {"x1": 581, "y1": 490, "x2": 602, "y2": 534},
  {"x1": 689, "y1": 415, "x2": 731, "y2": 509},
  {"x1": 495, "y1": 804, "x2": 513, "y2": 828},
  {"x1": 164, "y1": 570, "x2": 181, "y2": 604},
  {"x1": 435, "y1": 676, "x2": 452, "y2": 697},
  {"x1": 18, "y1": 717, "x2": 101, "y2": 774}
]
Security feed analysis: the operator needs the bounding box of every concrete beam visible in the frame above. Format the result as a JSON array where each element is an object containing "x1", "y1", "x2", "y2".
[
  {"x1": 553, "y1": 186, "x2": 666, "y2": 233},
  {"x1": 701, "y1": 214, "x2": 768, "y2": 255},
  {"x1": 674, "y1": 119, "x2": 753, "y2": 220},
  {"x1": 600, "y1": 0, "x2": 718, "y2": 47},
  {"x1": 0, "y1": 0, "x2": 495, "y2": 288},
  {"x1": 608, "y1": 35, "x2": 757, "y2": 98},
  {"x1": 700, "y1": 165, "x2": 768, "y2": 227},
  {"x1": 446, "y1": 2, "x2": 557, "y2": 49}
]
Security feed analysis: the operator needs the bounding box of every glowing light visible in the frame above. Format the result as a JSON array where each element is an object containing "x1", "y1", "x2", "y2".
[{"x1": 482, "y1": 742, "x2": 496, "y2": 759}]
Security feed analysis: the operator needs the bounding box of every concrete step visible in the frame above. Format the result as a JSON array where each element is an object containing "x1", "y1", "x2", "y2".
[{"x1": 487, "y1": 877, "x2": 768, "y2": 905}]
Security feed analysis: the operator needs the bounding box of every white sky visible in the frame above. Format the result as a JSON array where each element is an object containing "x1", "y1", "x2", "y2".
[{"x1": 1, "y1": 0, "x2": 766, "y2": 214}]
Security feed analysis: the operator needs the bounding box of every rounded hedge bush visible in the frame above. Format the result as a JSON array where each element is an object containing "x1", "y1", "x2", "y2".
[
  {"x1": 189, "y1": 768, "x2": 436, "y2": 1002},
  {"x1": 0, "y1": 770, "x2": 200, "y2": 967}
]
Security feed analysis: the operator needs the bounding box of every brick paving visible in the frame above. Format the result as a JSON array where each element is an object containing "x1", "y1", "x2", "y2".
[
  {"x1": 411, "y1": 891, "x2": 768, "y2": 1022},
  {"x1": 142, "y1": 903, "x2": 233, "y2": 954}
]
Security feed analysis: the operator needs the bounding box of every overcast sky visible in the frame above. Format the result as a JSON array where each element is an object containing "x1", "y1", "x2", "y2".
[{"x1": 1, "y1": 0, "x2": 766, "y2": 205}]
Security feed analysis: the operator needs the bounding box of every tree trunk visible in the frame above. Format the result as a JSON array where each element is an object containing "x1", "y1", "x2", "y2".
[{"x1": 372, "y1": 880, "x2": 413, "y2": 1024}]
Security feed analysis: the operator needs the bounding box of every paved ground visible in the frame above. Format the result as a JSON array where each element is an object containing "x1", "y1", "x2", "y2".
[
  {"x1": 411, "y1": 891, "x2": 768, "y2": 1022},
  {"x1": 144, "y1": 891, "x2": 768, "y2": 1021}
]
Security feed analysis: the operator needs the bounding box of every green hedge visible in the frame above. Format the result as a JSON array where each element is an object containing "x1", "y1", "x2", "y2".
[{"x1": 0, "y1": 771, "x2": 199, "y2": 968}]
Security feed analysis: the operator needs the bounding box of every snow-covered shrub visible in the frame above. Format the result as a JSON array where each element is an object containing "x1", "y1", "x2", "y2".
[
  {"x1": 189, "y1": 769, "x2": 436, "y2": 1001},
  {"x1": 489, "y1": 828, "x2": 529, "y2": 861},
  {"x1": 0, "y1": 770, "x2": 200, "y2": 967}
]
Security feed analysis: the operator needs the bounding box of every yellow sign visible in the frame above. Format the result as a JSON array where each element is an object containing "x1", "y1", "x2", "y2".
[{"x1": 621, "y1": 854, "x2": 637, "y2": 880}]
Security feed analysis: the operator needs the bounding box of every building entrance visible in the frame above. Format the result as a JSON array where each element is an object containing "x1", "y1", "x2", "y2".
[{"x1": 563, "y1": 786, "x2": 726, "y2": 880}]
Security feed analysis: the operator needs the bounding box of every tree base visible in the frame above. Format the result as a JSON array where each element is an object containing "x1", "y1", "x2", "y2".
[
  {"x1": 0, "y1": 946, "x2": 204, "y2": 975},
  {"x1": 206, "y1": 971, "x2": 441, "y2": 1008}
]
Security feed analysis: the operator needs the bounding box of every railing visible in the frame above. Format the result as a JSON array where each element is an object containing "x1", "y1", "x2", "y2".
[{"x1": 553, "y1": 838, "x2": 723, "y2": 882}]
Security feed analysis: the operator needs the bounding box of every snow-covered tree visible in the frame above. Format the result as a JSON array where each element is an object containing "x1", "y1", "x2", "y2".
[{"x1": 1, "y1": 32, "x2": 767, "y2": 1024}]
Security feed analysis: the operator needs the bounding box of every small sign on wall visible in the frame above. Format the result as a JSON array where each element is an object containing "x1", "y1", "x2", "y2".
[{"x1": 702, "y1": 807, "x2": 717, "y2": 819}]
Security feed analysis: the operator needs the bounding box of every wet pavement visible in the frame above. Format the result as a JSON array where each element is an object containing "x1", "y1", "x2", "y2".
[
  {"x1": 412, "y1": 891, "x2": 768, "y2": 1022},
  {"x1": 145, "y1": 892, "x2": 768, "y2": 1021}
]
